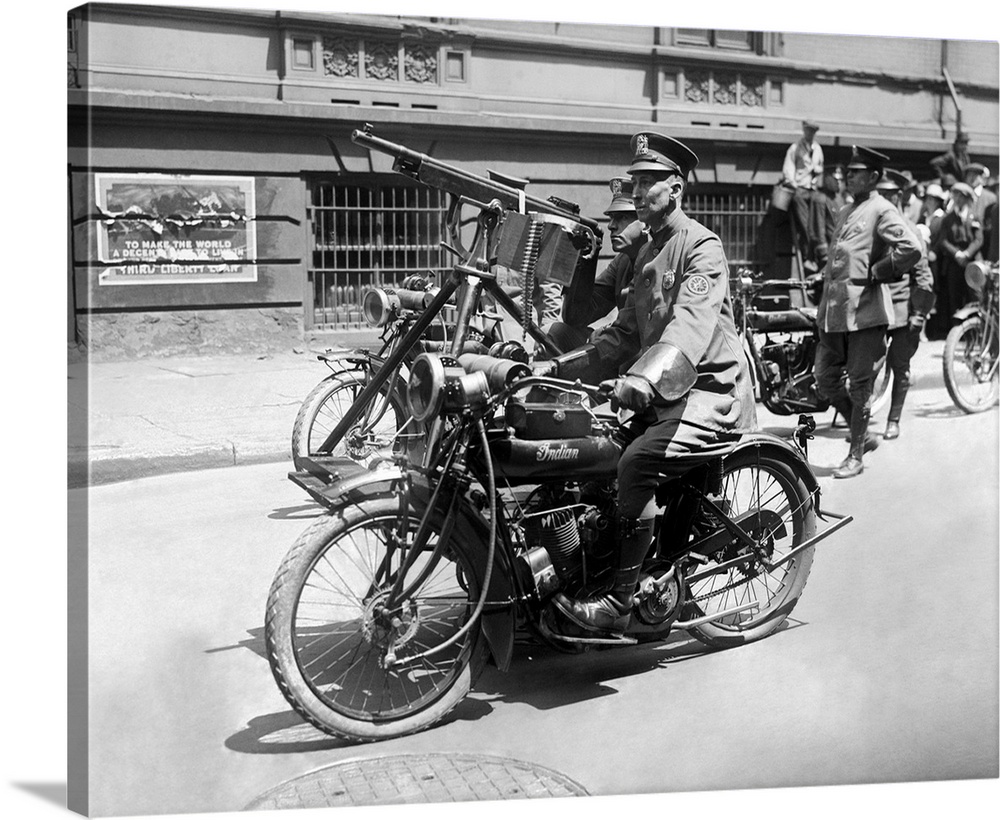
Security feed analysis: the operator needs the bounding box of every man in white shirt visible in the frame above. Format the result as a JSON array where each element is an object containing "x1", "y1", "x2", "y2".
[{"x1": 782, "y1": 120, "x2": 829, "y2": 267}]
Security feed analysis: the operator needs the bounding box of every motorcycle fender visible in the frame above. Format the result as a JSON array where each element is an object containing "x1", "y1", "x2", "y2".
[
  {"x1": 407, "y1": 478, "x2": 517, "y2": 673},
  {"x1": 951, "y1": 305, "x2": 981, "y2": 323},
  {"x1": 728, "y1": 432, "x2": 820, "y2": 497},
  {"x1": 318, "y1": 349, "x2": 382, "y2": 368}
]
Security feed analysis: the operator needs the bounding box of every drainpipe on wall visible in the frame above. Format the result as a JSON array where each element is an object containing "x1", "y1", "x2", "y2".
[
  {"x1": 276, "y1": 11, "x2": 285, "y2": 102},
  {"x1": 940, "y1": 40, "x2": 962, "y2": 139},
  {"x1": 942, "y1": 67, "x2": 963, "y2": 138}
]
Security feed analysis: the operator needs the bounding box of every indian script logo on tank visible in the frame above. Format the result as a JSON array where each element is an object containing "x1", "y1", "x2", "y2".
[{"x1": 535, "y1": 442, "x2": 581, "y2": 462}]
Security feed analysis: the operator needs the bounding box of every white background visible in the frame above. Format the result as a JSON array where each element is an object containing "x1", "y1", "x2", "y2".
[{"x1": 5, "y1": 1, "x2": 997, "y2": 818}]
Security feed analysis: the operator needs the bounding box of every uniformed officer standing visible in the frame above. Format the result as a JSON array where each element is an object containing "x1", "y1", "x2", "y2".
[
  {"x1": 877, "y1": 169, "x2": 936, "y2": 440},
  {"x1": 814, "y1": 146, "x2": 922, "y2": 478},
  {"x1": 547, "y1": 176, "x2": 645, "y2": 360},
  {"x1": 534, "y1": 131, "x2": 757, "y2": 637}
]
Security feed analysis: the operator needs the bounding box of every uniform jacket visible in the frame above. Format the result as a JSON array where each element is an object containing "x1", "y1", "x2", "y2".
[
  {"x1": 562, "y1": 250, "x2": 635, "y2": 327},
  {"x1": 888, "y1": 222, "x2": 935, "y2": 329},
  {"x1": 589, "y1": 208, "x2": 757, "y2": 434},
  {"x1": 817, "y1": 191, "x2": 922, "y2": 332}
]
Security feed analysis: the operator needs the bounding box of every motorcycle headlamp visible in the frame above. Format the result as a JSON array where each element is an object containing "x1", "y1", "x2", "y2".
[
  {"x1": 362, "y1": 288, "x2": 400, "y2": 328},
  {"x1": 965, "y1": 261, "x2": 990, "y2": 295},
  {"x1": 407, "y1": 353, "x2": 491, "y2": 422},
  {"x1": 363, "y1": 286, "x2": 436, "y2": 327}
]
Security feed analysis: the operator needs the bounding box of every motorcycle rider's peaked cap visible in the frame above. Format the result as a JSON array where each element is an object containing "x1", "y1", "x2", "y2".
[
  {"x1": 605, "y1": 176, "x2": 637, "y2": 216},
  {"x1": 846, "y1": 145, "x2": 890, "y2": 171},
  {"x1": 628, "y1": 132, "x2": 699, "y2": 179}
]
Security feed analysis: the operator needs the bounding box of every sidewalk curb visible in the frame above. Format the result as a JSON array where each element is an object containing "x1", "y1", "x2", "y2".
[{"x1": 69, "y1": 447, "x2": 292, "y2": 489}]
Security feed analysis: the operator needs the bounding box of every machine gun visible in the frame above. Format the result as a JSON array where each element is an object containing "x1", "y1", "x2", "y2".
[
  {"x1": 351, "y1": 123, "x2": 599, "y2": 233},
  {"x1": 351, "y1": 124, "x2": 599, "y2": 287}
]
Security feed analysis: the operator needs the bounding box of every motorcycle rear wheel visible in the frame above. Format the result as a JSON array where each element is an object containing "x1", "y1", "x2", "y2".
[
  {"x1": 943, "y1": 316, "x2": 1000, "y2": 414},
  {"x1": 265, "y1": 497, "x2": 489, "y2": 742},
  {"x1": 290, "y1": 370, "x2": 414, "y2": 464},
  {"x1": 685, "y1": 450, "x2": 816, "y2": 649}
]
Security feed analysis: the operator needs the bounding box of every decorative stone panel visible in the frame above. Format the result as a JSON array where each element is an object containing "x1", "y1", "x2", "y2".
[
  {"x1": 322, "y1": 37, "x2": 359, "y2": 78},
  {"x1": 741, "y1": 75, "x2": 765, "y2": 107},
  {"x1": 685, "y1": 71, "x2": 710, "y2": 104},
  {"x1": 713, "y1": 74, "x2": 738, "y2": 105},
  {"x1": 404, "y1": 44, "x2": 438, "y2": 83},
  {"x1": 364, "y1": 41, "x2": 399, "y2": 81}
]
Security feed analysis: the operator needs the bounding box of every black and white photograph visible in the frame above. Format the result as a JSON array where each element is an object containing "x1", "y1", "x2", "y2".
[{"x1": 6, "y1": 1, "x2": 999, "y2": 818}]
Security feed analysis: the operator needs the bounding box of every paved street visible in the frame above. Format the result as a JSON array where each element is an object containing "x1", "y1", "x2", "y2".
[{"x1": 73, "y1": 339, "x2": 998, "y2": 817}]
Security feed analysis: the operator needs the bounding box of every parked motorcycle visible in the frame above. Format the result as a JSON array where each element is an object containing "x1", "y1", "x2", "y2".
[
  {"x1": 942, "y1": 259, "x2": 999, "y2": 413},
  {"x1": 290, "y1": 273, "x2": 504, "y2": 466},
  {"x1": 733, "y1": 269, "x2": 891, "y2": 419},
  {"x1": 266, "y1": 238, "x2": 853, "y2": 743}
]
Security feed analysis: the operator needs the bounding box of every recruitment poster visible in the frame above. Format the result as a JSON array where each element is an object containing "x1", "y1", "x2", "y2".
[{"x1": 95, "y1": 173, "x2": 258, "y2": 285}]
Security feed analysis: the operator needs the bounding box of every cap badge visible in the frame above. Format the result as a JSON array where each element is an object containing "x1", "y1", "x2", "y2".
[
  {"x1": 610, "y1": 178, "x2": 624, "y2": 197},
  {"x1": 636, "y1": 134, "x2": 649, "y2": 155}
]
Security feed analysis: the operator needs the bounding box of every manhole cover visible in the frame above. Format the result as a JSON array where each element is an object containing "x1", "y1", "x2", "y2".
[{"x1": 245, "y1": 752, "x2": 589, "y2": 809}]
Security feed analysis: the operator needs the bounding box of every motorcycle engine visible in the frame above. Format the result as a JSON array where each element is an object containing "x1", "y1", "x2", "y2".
[
  {"x1": 515, "y1": 487, "x2": 615, "y2": 599},
  {"x1": 760, "y1": 339, "x2": 817, "y2": 403}
]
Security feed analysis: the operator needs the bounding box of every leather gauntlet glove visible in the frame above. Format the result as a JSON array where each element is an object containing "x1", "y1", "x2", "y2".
[{"x1": 613, "y1": 375, "x2": 656, "y2": 412}]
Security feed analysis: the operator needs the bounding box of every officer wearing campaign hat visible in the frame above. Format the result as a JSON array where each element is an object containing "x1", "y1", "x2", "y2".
[
  {"x1": 541, "y1": 130, "x2": 756, "y2": 638},
  {"x1": 815, "y1": 145, "x2": 922, "y2": 478},
  {"x1": 548, "y1": 176, "x2": 645, "y2": 354},
  {"x1": 875, "y1": 169, "x2": 936, "y2": 441}
]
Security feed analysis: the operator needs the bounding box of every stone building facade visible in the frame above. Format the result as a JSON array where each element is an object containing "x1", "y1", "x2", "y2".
[{"x1": 67, "y1": 4, "x2": 999, "y2": 358}]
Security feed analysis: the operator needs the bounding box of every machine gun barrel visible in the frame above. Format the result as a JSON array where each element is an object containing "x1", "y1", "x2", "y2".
[{"x1": 350, "y1": 125, "x2": 599, "y2": 233}]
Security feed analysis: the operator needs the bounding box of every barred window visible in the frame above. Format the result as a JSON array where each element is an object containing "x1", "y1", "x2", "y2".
[
  {"x1": 685, "y1": 189, "x2": 770, "y2": 265},
  {"x1": 309, "y1": 181, "x2": 450, "y2": 329}
]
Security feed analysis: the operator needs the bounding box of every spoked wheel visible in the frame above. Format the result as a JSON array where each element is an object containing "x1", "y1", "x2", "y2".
[
  {"x1": 265, "y1": 496, "x2": 488, "y2": 742},
  {"x1": 684, "y1": 450, "x2": 816, "y2": 649},
  {"x1": 291, "y1": 370, "x2": 418, "y2": 465},
  {"x1": 943, "y1": 316, "x2": 1000, "y2": 414}
]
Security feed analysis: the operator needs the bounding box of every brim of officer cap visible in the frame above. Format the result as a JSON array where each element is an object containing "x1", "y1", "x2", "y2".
[
  {"x1": 627, "y1": 159, "x2": 682, "y2": 175},
  {"x1": 604, "y1": 202, "x2": 637, "y2": 216}
]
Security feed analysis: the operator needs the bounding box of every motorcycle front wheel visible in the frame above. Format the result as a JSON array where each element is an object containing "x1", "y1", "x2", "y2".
[
  {"x1": 684, "y1": 450, "x2": 816, "y2": 649},
  {"x1": 265, "y1": 496, "x2": 489, "y2": 742},
  {"x1": 943, "y1": 316, "x2": 1000, "y2": 414},
  {"x1": 290, "y1": 369, "x2": 415, "y2": 464}
]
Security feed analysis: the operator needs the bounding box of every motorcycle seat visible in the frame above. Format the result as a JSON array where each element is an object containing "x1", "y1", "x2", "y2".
[{"x1": 747, "y1": 308, "x2": 816, "y2": 332}]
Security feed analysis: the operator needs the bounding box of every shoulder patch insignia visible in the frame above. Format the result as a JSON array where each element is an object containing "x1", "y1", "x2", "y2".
[{"x1": 685, "y1": 274, "x2": 710, "y2": 296}]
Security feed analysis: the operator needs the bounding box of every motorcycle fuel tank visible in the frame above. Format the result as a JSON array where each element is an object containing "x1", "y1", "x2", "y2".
[{"x1": 487, "y1": 432, "x2": 621, "y2": 483}]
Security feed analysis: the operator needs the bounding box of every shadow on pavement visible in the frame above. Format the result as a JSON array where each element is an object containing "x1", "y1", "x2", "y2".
[
  {"x1": 226, "y1": 711, "x2": 355, "y2": 754},
  {"x1": 204, "y1": 627, "x2": 267, "y2": 659},
  {"x1": 464, "y1": 619, "x2": 806, "y2": 715},
  {"x1": 267, "y1": 502, "x2": 328, "y2": 521}
]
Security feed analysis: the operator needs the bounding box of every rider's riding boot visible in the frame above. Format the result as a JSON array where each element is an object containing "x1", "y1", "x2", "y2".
[
  {"x1": 552, "y1": 518, "x2": 653, "y2": 637},
  {"x1": 834, "y1": 406, "x2": 875, "y2": 479},
  {"x1": 831, "y1": 397, "x2": 853, "y2": 430},
  {"x1": 884, "y1": 379, "x2": 908, "y2": 440}
]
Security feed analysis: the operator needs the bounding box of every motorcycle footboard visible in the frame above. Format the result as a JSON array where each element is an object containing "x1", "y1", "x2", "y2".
[
  {"x1": 765, "y1": 509, "x2": 853, "y2": 571},
  {"x1": 287, "y1": 456, "x2": 384, "y2": 508}
]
